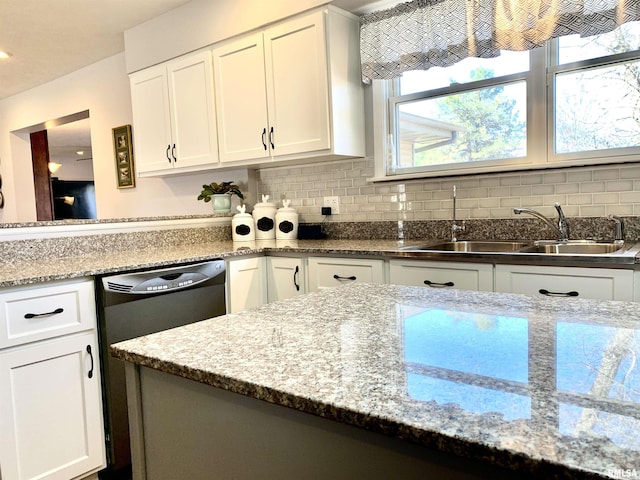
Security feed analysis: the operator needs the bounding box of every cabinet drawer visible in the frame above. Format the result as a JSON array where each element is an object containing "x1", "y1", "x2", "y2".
[
  {"x1": 495, "y1": 265, "x2": 634, "y2": 301},
  {"x1": 308, "y1": 257, "x2": 384, "y2": 291},
  {"x1": 389, "y1": 260, "x2": 493, "y2": 292},
  {"x1": 0, "y1": 279, "x2": 96, "y2": 348}
]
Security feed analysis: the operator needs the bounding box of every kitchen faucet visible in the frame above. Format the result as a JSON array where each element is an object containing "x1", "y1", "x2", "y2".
[
  {"x1": 608, "y1": 214, "x2": 625, "y2": 243},
  {"x1": 451, "y1": 185, "x2": 465, "y2": 242},
  {"x1": 513, "y1": 203, "x2": 570, "y2": 241}
]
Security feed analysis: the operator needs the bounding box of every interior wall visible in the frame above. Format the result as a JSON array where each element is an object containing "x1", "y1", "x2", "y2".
[{"x1": 0, "y1": 53, "x2": 252, "y2": 223}]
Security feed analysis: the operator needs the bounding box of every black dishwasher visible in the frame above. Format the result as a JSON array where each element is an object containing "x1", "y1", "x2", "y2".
[{"x1": 97, "y1": 260, "x2": 226, "y2": 479}]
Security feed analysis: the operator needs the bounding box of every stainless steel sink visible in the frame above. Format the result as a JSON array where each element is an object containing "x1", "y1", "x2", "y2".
[
  {"x1": 402, "y1": 240, "x2": 531, "y2": 253},
  {"x1": 519, "y1": 241, "x2": 624, "y2": 255},
  {"x1": 396, "y1": 239, "x2": 638, "y2": 264}
]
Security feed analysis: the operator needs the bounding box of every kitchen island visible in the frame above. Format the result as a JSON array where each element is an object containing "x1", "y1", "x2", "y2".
[{"x1": 111, "y1": 283, "x2": 640, "y2": 479}]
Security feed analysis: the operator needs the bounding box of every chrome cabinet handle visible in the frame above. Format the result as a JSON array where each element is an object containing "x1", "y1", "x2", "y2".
[
  {"x1": 424, "y1": 280, "x2": 455, "y2": 288},
  {"x1": 262, "y1": 128, "x2": 267, "y2": 150},
  {"x1": 294, "y1": 265, "x2": 300, "y2": 291},
  {"x1": 24, "y1": 307, "x2": 64, "y2": 319},
  {"x1": 539, "y1": 289, "x2": 579, "y2": 297},
  {"x1": 166, "y1": 145, "x2": 172, "y2": 164},
  {"x1": 333, "y1": 275, "x2": 356, "y2": 281},
  {"x1": 87, "y1": 345, "x2": 94, "y2": 379},
  {"x1": 269, "y1": 127, "x2": 275, "y2": 150}
]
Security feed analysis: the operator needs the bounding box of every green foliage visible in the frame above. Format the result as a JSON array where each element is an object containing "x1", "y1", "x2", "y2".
[
  {"x1": 417, "y1": 66, "x2": 526, "y2": 165},
  {"x1": 197, "y1": 181, "x2": 244, "y2": 202}
]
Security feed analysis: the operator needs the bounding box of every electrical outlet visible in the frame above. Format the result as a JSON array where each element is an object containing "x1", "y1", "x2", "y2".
[{"x1": 323, "y1": 196, "x2": 340, "y2": 214}]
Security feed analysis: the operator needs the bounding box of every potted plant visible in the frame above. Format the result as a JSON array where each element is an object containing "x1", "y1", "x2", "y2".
[{"x1": 197, "y1": 181, "x2": 244, "y2": 213}]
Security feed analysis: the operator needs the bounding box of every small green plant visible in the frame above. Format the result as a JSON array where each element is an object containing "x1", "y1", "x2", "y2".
[{"x1": 197, "y1": 181, "x2": 244, "y2": 203}]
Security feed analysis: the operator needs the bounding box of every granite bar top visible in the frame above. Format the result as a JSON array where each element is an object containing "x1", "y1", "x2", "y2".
[{"x1": 111, "y1": 283, "x2": 640, "y2": 479}]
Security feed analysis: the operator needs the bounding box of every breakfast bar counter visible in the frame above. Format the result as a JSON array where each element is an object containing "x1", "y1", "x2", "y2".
[{"x1": 111, "y1": 283, "x2": 640, "y2": 479}]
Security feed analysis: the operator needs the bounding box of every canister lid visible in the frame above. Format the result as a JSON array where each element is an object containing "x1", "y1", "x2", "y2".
[
  {"x1": 253, "y1": 194, "x2": 276, "y2": 208},
  {"x1": 277, "y1": 199, "x2": 297, "y2": 212},
  {"x1": 233, "y1": 205, "x2": 252, "y2": 218}
]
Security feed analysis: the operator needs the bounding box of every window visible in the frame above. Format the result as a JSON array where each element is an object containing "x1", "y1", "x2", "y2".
[{"x1": 375, "y1": 22, "x2": 640, "y2": 180}]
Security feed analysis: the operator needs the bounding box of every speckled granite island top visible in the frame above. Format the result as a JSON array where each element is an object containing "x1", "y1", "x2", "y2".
[{"x1": 111, "y1": 283, "x2": 640, "y2": 479}]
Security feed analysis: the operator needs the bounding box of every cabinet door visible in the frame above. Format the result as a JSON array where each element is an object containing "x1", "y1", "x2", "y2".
[
  {"x1": 0, "y1": 331, "x2": 106, "y2": 480},
  {"x1": 495, "y1": 265, "x2": 634, "y2": 301},
  {"x1": 307, "y1": 257, "x2": 384, "y2": 292},
  {"x1": 213, "y1": 33, "x2": 270, "y2": 163},
  {"x1": 167, "y1": 51, "x2": 218, "y2": 168},
  {"x1": 267, "y1": 257, "x2": 305, "y2": 302},
  {"x1": 389, "y1": 260, "x2": 493, "y2": 292},
  {"x1": 227, "y1": 257, "x2": 268, "y2": 313},
  {"x1": 264, "y1": 10, "x2": 331, "y2": 157},
  {"x1": 130, "y1": 64, "x2": 173, "y2": 173}
]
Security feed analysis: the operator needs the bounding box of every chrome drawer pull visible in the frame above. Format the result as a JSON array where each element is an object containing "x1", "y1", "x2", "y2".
[{"x1": 24, "y1": 307, "x2": 64, "y2": 319}]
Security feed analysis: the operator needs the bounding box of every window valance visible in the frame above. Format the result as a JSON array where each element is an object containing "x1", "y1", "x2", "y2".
[{"x1": 360, "y1": 0, "x2": 640, "y2": 82}]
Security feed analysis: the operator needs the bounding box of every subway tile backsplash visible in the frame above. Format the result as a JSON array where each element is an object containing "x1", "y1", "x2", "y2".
[{"x1": 257, "y1": 157, "x2": 640, "y2": 223}]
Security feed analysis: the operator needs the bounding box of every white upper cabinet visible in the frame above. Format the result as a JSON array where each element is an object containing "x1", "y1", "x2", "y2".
[
  {"x1": 130, "y1": 50, "x2": 218, "y2": 176},
  {"x1": 263, "y1": 10, "x2": 330, "y2": 157},
  {"x1": 213, "y1": 33, "x2": 270, "y2": 163},
  {"x1": 212, "y1": 6, "x2": 364, "y2": 166}
]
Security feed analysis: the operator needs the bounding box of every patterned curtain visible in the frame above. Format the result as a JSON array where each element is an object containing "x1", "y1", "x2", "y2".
[{"x1": 360, "y1": 0, "x2": 640, "y2": 82}]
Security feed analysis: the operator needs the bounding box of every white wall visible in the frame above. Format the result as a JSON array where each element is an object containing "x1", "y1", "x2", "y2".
[{"x1": 0, "y1": 53, "x2": 251, "y2": 223}]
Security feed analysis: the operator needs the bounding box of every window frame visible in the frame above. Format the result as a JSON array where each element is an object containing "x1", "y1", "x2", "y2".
[{"x1": 371, "y1": 35, "x2": 640, "y2": 182}]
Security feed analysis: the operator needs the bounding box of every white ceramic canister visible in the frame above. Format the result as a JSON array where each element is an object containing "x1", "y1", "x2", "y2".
[
  {"x1": 232, "y1": 205, "x2": 255, "y2": 242},
  {"x1": 252, "y1": 194, "x2": 277, "y2": 240},
  {"x1": 275, "y1": 199, "x2": 298, "y2": 240}
]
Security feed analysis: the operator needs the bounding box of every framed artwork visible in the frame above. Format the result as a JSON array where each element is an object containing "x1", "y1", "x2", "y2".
[{"x1": 112, "y1": 125, "x2": 135, "y2": 188}]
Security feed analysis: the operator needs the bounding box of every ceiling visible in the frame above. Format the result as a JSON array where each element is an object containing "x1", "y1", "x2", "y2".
[{"x1": 0, "y1": 0, "x2": 193, "y2": 101}]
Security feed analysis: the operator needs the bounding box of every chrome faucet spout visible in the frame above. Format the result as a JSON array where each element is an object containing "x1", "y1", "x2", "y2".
[
  {"x1": 554, "y1": 203, "x2": 570, "y2": 241},
  {"x1": 608, "y1": 214, "x2": 625, "y2": 243},
  {"x1": 513, "y1": 203, "x2": 570, "y2": 241},
  {"x1": 451, "y1": 185, "x2": 465, "y2": 241}
]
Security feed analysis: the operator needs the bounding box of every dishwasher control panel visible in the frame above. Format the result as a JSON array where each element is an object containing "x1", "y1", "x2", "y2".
[{"x1": 102, "y1": 260, "x2": 225, "y2": 294}]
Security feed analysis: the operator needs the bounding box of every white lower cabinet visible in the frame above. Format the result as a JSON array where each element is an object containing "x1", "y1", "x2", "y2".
[
  {"x1": 267, "y1": 257, "x2": 306, "y2": 303},
  {"x1": 307, "y1": 257, "x2": 385, "y2": 292},
  {"x1": 227, "y1": 257, "x2": 268, "y2": 313},
  {"x1": 389, "y1": 259, "x2": 493, "y2": 292},
  {"x1": 495, "y1": 264, "x2": 634, "y2": 301},
  {"x1": 230, "y1": 254, "x2": 638, "y2": 310},
  {"x1": 0, "y1": 279, "x2": 105, "y2": 480}
]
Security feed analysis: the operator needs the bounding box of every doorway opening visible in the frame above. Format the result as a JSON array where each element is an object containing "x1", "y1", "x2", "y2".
[{"x1": 30, "y1": 111, "x2": 97, "y2": 220}]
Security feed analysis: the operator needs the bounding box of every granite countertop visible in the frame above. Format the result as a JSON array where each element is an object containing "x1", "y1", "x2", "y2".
[
  {"x1": 2, "y1": 237, "x2": 639, "y2": 288},
  {"x1": 111, "y1": 283, "x2": 640, "y2": 479},
  {"x1": 0, "y1": 239, "x2": 406, "y2": 287}
]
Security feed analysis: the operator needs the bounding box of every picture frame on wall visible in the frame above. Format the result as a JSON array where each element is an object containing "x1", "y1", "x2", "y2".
[{"x1": 112, "y1": 124, "x2": 135, "y2": 189}]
